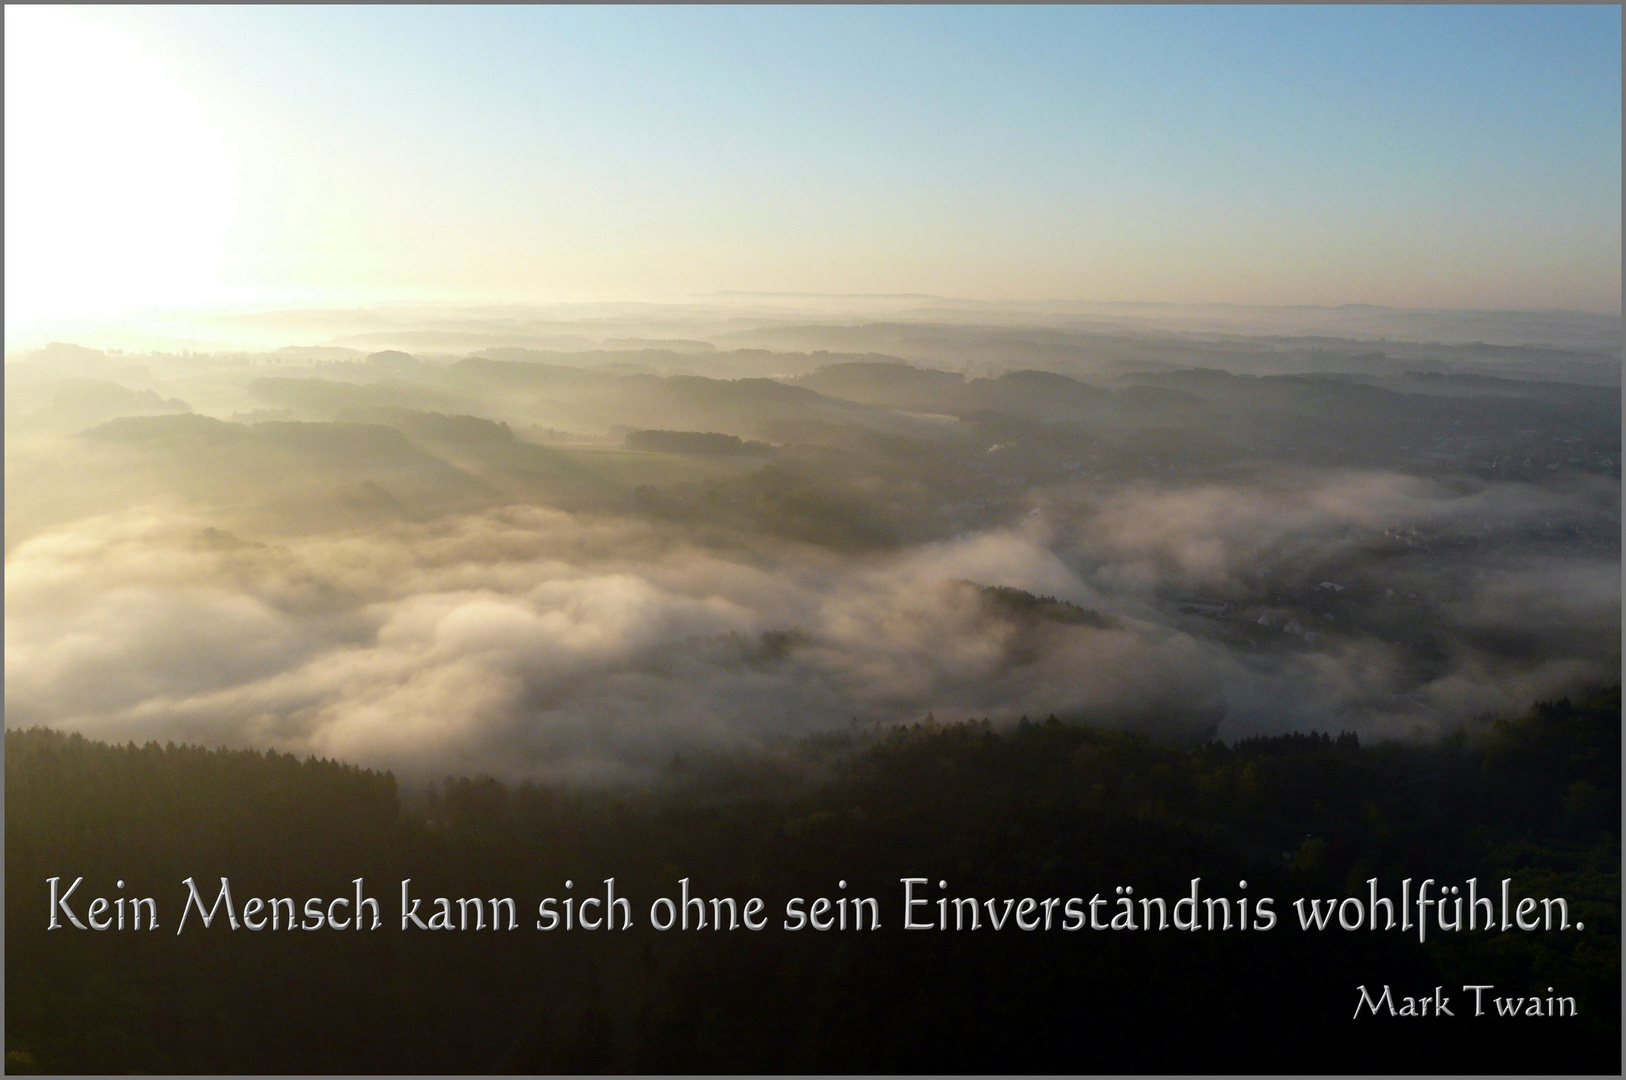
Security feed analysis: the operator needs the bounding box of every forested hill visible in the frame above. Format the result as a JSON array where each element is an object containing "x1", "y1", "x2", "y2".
[{"x1": 6, "y1": 688, "x2": 1620, "y2": 1074}]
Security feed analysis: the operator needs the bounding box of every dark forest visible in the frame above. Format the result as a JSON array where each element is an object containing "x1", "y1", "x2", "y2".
[{"x1": 7, "y1": 686, "x2": 1618, "y2": 1074}]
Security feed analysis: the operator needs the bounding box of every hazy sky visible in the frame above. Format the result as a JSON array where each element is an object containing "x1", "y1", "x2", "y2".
[{"x1": 5, "y1": 5, "x2": 1620, "y2": 331}]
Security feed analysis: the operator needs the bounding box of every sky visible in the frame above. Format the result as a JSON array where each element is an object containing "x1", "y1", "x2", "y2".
[{"x1": 4, "y1": 5, "x2": 1620, "y2": 334}]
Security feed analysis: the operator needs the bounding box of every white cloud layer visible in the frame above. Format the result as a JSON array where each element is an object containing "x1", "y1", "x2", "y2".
[{"x1": 7, "y1": 469, "x2": 1617, "y2": 782}]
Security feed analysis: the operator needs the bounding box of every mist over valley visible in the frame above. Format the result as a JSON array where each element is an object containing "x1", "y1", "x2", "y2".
[{"x1": 7, "y1": 301, "x2": 1618, "y2": 783}]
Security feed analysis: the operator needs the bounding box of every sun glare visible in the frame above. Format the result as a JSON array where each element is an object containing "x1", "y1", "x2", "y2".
[{"x1": 4, "y1": 7, "x2": 239, "y2": 337}]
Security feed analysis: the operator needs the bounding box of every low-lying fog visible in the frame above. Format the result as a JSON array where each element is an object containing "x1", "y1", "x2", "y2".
[{"x1": 5, "y1": 300, "x2": 1619, "y2": 782}]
